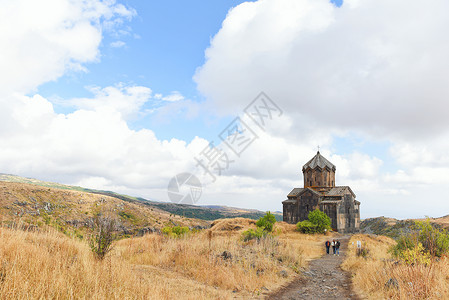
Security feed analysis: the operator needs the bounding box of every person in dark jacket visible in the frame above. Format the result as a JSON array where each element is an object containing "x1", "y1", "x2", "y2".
[
  {"x1": 325, "y1": 240, "x2": 331, "y2": 254},
  {"x1": 335, "y1": 240, "x2": 341, "y2": 256}
]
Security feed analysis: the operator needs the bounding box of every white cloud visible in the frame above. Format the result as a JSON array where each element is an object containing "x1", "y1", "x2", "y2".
[
  {"x1": 0, "y1": 1, "x2": 205, "y2": 204},
  {"x1": 196, "y1": 0, "x2": 449, "y2": 138},
  {"x1": 0, "y1": 0, "x2": 135, "y2": 95},
  {"x1": 162, "y1": 91, "x2": 185, "y2": 102},
  {"x1": 194, "y1": 0, "x2": 449, "y2": 218},
  {"x1": 69, "y1": 84, "x2": 152, "y2": 120},
  {"x1": 110, "y1": 40, "x2": 126, "y2": 48},
  {"x1": 0, "y1": 89, "x2": 208, "y2": 196}
]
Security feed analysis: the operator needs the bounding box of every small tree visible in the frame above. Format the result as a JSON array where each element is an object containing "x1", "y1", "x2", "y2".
[
  {"x1": 89, "y1": 215, "x2": 116, "y2": 260},
  {"x1": 256, "y1": 211, "x2": 277, "y2": 232},
  {"x1": 308, "y1": 209, "x2": 331, "y2": 233},
  {"x1": 296, "y1": 209, "x2": 331, "y2": 234},
  {"x1": 242, "y1": 212, "x2": 277, "y2": 241}
]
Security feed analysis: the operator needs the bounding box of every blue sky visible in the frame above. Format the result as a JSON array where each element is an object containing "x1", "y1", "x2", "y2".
[
  {"x1": 2, "y1": 0, "x2": 449, "y2": 219},
  {"x1": 37, "y1": 0, "x2": 344, "y2": 144},
  {"x1": 37, "y1": 0, "x2": 254, "y2": 142}
]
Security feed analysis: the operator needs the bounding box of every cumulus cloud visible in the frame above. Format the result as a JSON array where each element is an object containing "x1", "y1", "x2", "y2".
[
  {"x1": 0, "y1": 89, "x2": 208, "y2": 198},
  {"x1": 0, "y1": 0, "x2": 205, "y2": 203},
  {"x1": 194, "y1": 0, "x2": 449, "y2": 217},
  {"x1": 0, "y1": 0, "x2": 135, "y2": 95},
  {"x1": 196, "y1": 0, "x2": 449, "y2": 138}
]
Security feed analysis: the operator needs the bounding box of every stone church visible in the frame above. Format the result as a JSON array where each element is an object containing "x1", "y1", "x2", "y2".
[{"x1": 282, "y1": 151, "x2": 360, "y2": 233}]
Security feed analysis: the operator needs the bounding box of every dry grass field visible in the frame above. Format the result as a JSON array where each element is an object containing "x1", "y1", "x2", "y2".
[
  {"x1": 342, "y1": 234, "x2": 449, "y2": 299},
  {"x1": 0, "y1": 219, "x2": 326, "y2": 299}
]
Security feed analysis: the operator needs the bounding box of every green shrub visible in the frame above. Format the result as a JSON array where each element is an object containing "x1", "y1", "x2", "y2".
[
  {"x1": 414, "y1": 219, "x2": 449, "y2": 257},
  {"x1": 162, "y1": 226, "x2": 190, "y2": 238},
  {"x1": 256, "y1": 211, "x2": 276, "y2": 232},
  {"x1": 390, "y1": 234, "x2": 415, "y2": 258},
  {"x1": 296, "y1": 209, "x2": 331, "y2": 234},
  {"x1": 296, "y1": 220, "x2": 319, "y2": 233},
  {"x1": 308, "y1": 209, "x2": 331, "y2": 233},
  {"x1": 242, "y1": 227, "x2": 267, "y2": 242},
  {"x1": 390, "y1": 218, "x2": 449, "y2": 264}
]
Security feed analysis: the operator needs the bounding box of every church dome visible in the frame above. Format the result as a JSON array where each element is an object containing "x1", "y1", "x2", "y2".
[{"x1": 302, "y1": 151, "x2": 336, "y2": 172}]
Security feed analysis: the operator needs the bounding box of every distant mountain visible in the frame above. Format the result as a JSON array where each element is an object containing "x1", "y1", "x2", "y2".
[{"x1": 152, "y1": 203, "x2": 283, "y2": 222}]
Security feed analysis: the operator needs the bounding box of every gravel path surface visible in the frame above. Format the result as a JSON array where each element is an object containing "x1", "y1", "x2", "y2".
[{"x1": 268, "y1": 235, "x2": 360, "y2": 300}]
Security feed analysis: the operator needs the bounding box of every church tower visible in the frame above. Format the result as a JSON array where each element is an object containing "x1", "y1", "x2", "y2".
[{"x1": 302, "y1": 151, "x2": 336, "y2": 188}]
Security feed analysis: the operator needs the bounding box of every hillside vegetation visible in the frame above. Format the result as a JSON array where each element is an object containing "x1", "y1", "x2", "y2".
[
  {"x1": 361, "y1": 216, "x2": 449, "y2": 239},
  {"x1": 0, "y1": 181, "x2": 207, "y2": 237},
  {"x1": 0, "y1": 173, "x2": 282, "y2": 222},
  {"x1": 0, "y1": 220, "x2": 325, "y2": 299},
  {"x1": 342, "y1": 233, "x2": 449, "y2": 299}
]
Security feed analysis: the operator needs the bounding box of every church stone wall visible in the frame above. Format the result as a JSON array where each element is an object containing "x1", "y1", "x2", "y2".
[
  {"x1": 298, "y1": 191, "x2": 320, "y2": 221},
  {"x1": 320, "y1": 203, "x2": 338, "y2": 230}
]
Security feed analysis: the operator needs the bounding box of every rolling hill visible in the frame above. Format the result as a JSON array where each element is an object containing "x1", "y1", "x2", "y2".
[
  {"x1": 0, "y1": 173, "x2": 281, "y2": 237},
  {"x1": 360, "y1": 215, "x2": 449, "y2": 239}
]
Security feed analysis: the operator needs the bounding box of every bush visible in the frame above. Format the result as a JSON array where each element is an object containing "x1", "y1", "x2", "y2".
[
  {"x1": 308, "y1": 209, "x2": 331, "y2": 233},
  {"x1": 241, "y1": 212, "x2": 276, "y2": 241},
  {"x1": 390, "y1": 234, "x2": 415, "y2": 258},
  {"x1": 414, "y1": 219, "x2": 449, "y2": 257},
  {"x1": 89, "y1": 216, "x2": 116, "y2": 260},
  {"x1": 296, "y1": 220, "x2": 319, "y2": 233},
  {"x1": 242, "y1": 227, "x2": 267, "y2": 242},
  {"x1": 162, "y1": 226, "x2": 190, "y2": 238},
  {"x1": 400, "y1": 242, "x2": 431, "y2": 266},
  {"x1": 256, "y1": 212, "x2": 276, "y2": 232},
  {"x1": 296, "y1": 209, "x2": 331, "y2": 234},
  {"x1": 390, "y1": 218, "x2": 449, "y2": 264}
]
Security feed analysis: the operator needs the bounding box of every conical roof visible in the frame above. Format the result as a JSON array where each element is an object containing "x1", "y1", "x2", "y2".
[{"x1": 302, "y1": 151, "x2": 336, "y2": 171}]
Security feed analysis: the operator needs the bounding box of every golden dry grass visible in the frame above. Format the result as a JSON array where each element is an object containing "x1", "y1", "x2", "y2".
[
  {"x1": 210, "y1": 217, "x2": 257, "y2": 233},
  {"x1": 342, "y1": 234, "x2": 449, "y2": 299},
  {"x1": 117, "y1": 221, "x2": 325, "y2": 296},
  {"x1": 0, "y1": 226, "x2": 229, "y2": 299},
  {"x1": 0, "y1": 219, "x2": 326, "y2": 299}
]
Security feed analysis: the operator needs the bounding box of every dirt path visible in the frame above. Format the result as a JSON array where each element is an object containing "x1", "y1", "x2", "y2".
[{"x1": 268, "y1": 235, "x2": 360, "y2": 300}]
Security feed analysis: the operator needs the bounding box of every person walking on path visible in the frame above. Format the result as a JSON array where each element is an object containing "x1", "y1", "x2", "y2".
[
  {"x1": 325, "y1": 240, "x2": 331, "y2": 254},
  {"x1": 335, "y1": 240, "x2": 341, "y2": 256},
  {"x1": 331, "y1": 240, "x2": 336, "y2": 255}
]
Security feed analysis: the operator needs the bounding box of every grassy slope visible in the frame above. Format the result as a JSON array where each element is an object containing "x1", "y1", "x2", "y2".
[
  {"x1": 0, "y1": 173, "x2": 282, "y2": 222},
  {"x1": 0, "y1": 181, "x2": 208, "y2": 237}
]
